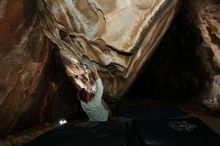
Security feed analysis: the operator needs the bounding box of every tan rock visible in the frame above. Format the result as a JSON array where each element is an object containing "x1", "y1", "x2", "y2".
[{"x1": 39, "y1": 0, "x2": 180, "y2": 98}]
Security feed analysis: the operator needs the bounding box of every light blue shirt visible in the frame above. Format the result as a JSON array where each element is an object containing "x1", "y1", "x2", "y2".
[{"x1": 80, "y1": 79, "x2": 109, "y2": 121}]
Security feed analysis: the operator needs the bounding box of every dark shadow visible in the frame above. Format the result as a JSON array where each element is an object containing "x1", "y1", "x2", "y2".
[{"x1": 126, "y1": 5, "x2": 210, "y2": 101}]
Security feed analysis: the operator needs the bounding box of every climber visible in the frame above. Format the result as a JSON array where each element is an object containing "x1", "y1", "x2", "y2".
[{"x1": 78, "y1": 65, "x2": 110, "y2": 121}]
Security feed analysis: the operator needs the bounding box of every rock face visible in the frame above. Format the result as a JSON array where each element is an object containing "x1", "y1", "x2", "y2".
[
  {"x1": 184, "y1": 0, "x2": 220, "y2": 101},
  {"x1": 0, "y1": 0, "x2": 180, "y2": 137},
  {"x1": 130, "y1": 0, "x2": 220, "y2": 102},
  {"x1": 2, "y1": 0, "x2": 220, "y2": 140},
  {"x1": 0, "y1": 0, "x2": 79, "y2": 138},
  {"x1": 0, "y1": 0, "x2": 51, "y2": 137},
  {"x1": 38, "y1": 0, "x2": 180, "y2": 99},
  {"x1": 0, "y1": 0, "x2": 220, "y2": 140}
]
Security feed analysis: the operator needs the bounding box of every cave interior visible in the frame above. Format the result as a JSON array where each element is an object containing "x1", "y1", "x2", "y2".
[{"x1": 1, "y1": 0, "x2": 220, "y2": 145}]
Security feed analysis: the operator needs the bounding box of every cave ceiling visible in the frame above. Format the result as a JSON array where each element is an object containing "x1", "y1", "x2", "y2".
[{"x1": 38, "y1": 0, "x2": 180, "y2": 98}]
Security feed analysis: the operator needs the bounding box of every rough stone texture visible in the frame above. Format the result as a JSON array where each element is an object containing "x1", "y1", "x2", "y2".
[
  {"x1": 38, "y1": 0, "x2": 180, "y2": 99},
  {"x1": 126, "y1": 14, "x2": 210, "y2": 100},
  {"x1": 184, "y1": 0, "x2": 220, "y2": 101},
  {"x1": 0, "y1": 0, "x2": 51, "y2": 137},
  {"x1": 0, "y1": 0, "x2": 80, "y2": 138},
  {"x1": 130, "y1": 0, "x2": 220, "y2": 101},
  {"x1": 0, "y1": 0, "x2": 180, "y2": 138},
  {"x1": 0, "y1": 0, "x2": 219, "y2": 142}
]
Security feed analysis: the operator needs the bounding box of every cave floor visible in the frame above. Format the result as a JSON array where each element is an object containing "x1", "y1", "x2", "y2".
[
  {"x1": 1, "y1": 98, "x2": 220, "y2": 146},
  {"x1": 117, "y1": 98, "x2": 220, "y2": 135}
]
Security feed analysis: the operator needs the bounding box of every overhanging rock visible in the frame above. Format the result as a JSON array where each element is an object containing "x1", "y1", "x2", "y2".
[{"x1": 38, "y1": 0, "x2": 180, "y2": 99}]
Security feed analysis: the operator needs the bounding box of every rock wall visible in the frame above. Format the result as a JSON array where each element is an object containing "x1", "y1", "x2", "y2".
[
  {"x1": 184, "y1": 0, "x2": 220, "y2": 101},
  {"x1": 126, "y1": 0, "x2": 220, "y2": 101},
  {"x1": 0, "y1": 0, "x2": 79, "y2": 138},
  {"x1": 0, "y1": 0, "x2": 181, "y2": 138},
  {"x1": 2, "y1": 0, "x2": 220, "y2": 139},
  {"x1": 38, "y1": 0, "x2": 180, "y2": 99},
  {"x1": 0, "y1": 0, "x2": 51, "y2": 137},
  {"x1": 0, "y1": 0, "x2": 220, "y2": 140}
]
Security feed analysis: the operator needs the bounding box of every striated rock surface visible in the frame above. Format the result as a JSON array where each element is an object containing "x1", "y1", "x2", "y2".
[
  {"x1": 0, "y1": 0, "x2": 180, "y2": 138},
  {"x1": 0, "y1": 0, "x2": 80, "y2": 138},
  {"x1": 38, "y1": 0, "x2": 180, "y2": 99},
  {"x1": 1, "y1": 0, "x2": 220, "y2": 141},
  {"x1": 0, "y1": 0, "x2": 52, "y2": 137}
]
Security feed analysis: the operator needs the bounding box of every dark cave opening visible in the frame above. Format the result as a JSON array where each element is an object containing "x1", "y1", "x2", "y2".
[
  {"x1": 126, "y1": 7, "x2": 211, "y2": 102},
  {"x1": 47, "y1": 5, "x2": 215, "y2": 123},
  {"x1": 49, "y1": 6, "x2": 213, "y2": 120}
]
